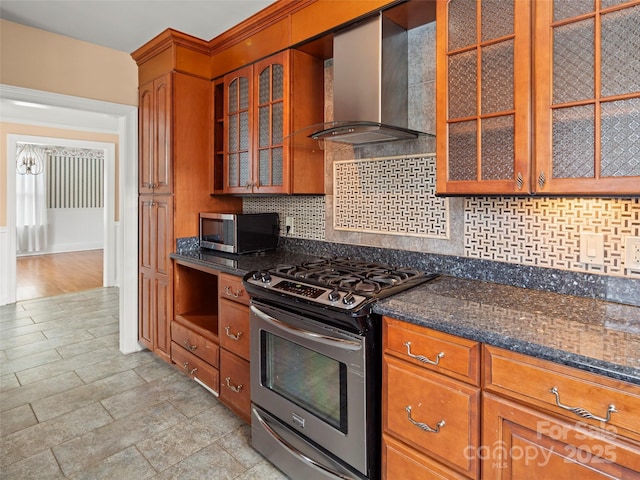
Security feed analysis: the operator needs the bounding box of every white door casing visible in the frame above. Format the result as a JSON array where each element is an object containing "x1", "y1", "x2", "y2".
[{"x1": 1, "y1": 84, "x2": 141, "y2": 354}]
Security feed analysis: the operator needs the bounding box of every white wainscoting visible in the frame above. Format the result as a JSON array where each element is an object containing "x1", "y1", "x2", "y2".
[{"x1": 0, "y1": 227, "x2": 11, "y2": 306}]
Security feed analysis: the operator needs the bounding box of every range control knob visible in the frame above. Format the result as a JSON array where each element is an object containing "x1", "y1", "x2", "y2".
[
  {"x1": 260, "y1": 272, "x2": 272, "y2": 283},
  {"x1": 251, "y1": 271, "x2": 262, "y2": 281},
  {"x1": 342, "y1": 292, "x2": 356, "y2": 305},
  {"x1": 328, "y1": 288, "x2": 341, "y2": 302}
]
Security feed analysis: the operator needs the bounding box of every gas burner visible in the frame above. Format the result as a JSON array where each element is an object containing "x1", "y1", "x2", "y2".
[{"x1": 268, "y1": 257, "x2": 434, "y2": 299}]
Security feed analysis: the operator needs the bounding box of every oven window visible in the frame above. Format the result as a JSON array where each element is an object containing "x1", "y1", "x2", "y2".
[{"x1": 261, "y1": 331, "x2": 347, "y2": 433}]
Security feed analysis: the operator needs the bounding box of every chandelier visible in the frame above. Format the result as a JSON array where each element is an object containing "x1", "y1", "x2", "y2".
[{"x1": 16, "y1": 143, "x2": 45, "y2": 175}]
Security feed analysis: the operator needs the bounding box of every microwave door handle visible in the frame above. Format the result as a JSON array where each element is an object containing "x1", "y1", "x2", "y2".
[
  {"x1": 250, "y1": 305, "x2": 362, "y2": 351},
  {"x1": 252, "y1": 407, "x2": 359, "y2": 480}
]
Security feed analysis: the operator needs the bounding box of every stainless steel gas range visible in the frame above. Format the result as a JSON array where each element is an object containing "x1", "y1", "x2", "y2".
[{"x1": 243, "y1": 257, "x2": 438, "y2": 480}]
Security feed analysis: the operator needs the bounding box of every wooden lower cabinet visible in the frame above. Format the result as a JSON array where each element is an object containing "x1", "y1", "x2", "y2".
[
  {"x1": 171, "y1": 342, "x2": 219, "y2": 395},
  {"x1": 382, "y1": 317, "x2": 481, "y2": 479},
  {"x1": 482, "y1": 392, "x2": 640, "y2": 479},
  {"x1": 171, "y1": 262, "x2": 220, "y2": 394},
  {"x1": 139, "y1": 195, "x2": 173, "y2": 361},
  {"x1": 218, "y1": 273, "x2": 252, "y2": 423},
  {"x1": 382, "y1": 318, "x2": 640, "y2": 480},
  {"x1": 383, "y1": 434, "x2": 469, "y2": 480},
  {"x1": 383, "y1": 356, "x2": 480, "y2": 476},
  {"x1": 219, "y1": 348, "x2": 251, "y2": 423},
  {"x1": 482, "y1": 345, "x2": 640, "y2": 480},
  {"x1": 219, "y1": 299, "x2": 250, "y2": 359}
]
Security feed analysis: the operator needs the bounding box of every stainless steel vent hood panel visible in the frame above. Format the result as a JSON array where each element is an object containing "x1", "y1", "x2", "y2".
[
  {"x1": 309, "y1": 121, "x2": 423, "y2": 144},
  {"x1": 310, "y1": 13, "x2": 432, "y2": 145}
]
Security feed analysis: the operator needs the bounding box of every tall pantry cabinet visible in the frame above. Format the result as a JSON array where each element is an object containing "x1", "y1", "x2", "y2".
[{"x1": 132, "y1": 30, "x2": 242, "y2": 361}]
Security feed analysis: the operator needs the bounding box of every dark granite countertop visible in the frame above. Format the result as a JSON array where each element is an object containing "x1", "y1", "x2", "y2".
[
  {"x1": 375, "y1": 276, "x2": 640, "y2": 386},
  {"x1": 171, "y1": 248, "x2": 640, "y2": 386},
  {"x1": 169, "y1": 248, "x2": 321, "y2": 278}
]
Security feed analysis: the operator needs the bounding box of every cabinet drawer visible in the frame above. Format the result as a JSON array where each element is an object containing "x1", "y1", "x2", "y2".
[
  {"x1": 219, "y1": 299, "x2": 250, "y2": 360},
  {"x1": 220, "y1": 349, "x2": 251, "y2": 423},
  {"x1": 383, "y1": 434, "x2": 469, "y2": 480},
  {"x1": 383, "y1": 316, "x2": 481, "y2": 385},
  {"x1": 219, "y1": 273, "x2": 249, "y2": 305},
  {"x1": 383, "y1": 355, "x2": 480, "y2": 477},
  {"x1": 171, "y1": 342, "x2": 219, "y2": 395},
  {"x1": 171, "y1": 321, "x2": 219, "y2": 368},
  {"x1": 484, "y1": 345, "x2": 640, "y2": 438}
]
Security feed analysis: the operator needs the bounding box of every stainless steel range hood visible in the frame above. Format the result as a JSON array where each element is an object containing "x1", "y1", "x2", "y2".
[{"x1": 310, "y1": 13, "x2": 430, "y2": 145}]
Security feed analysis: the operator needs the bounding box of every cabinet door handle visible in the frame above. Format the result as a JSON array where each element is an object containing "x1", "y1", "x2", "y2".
[
  {"x1": 549, "y1": 387, "x2": 617, "y2": 423},
  {"x1": 224, "y1": 326, "x2": 243, "y2": 340},
  {"x1": 405, "y1": 406, "x2": 445, "y2": 433},
  {"x1": 225, "y1": 377, "x2": 243, "y2": 393},
  {"x1": 403, "y1": 342, "x2": 444, "y2": 366},
  {"x1": 182, "y1": 362, "x2": 197, "y2": 375},
  {"x1": 182, "y1": 339, "x2": 197, "y2": 351},
  {"x1": 538, "y1": 171, "x2": 546, "y2": 188},
  {"x1": 224, "y1": 286, "x2": 243, "y2": 298}
]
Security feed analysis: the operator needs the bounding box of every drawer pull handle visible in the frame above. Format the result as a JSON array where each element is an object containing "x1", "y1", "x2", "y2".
[
  {"x1": 224, "y1": 326, "x2": 243, "y2": 340},
  {"x1": 182, "y1": 339, "x2": 197, "y2": 351},
  {"x1": 549, "y1": 387, "x2": 617, "y2": 423},
  {"x1": 182, "y1": 362, "x2": 197, "y2": 375},
  {"x1": 405, "y1": 406, "x2": 445, "y2": 433},
  {"x1": 403, "y1": 342, "x2": 444, "y2": 366},
  {"x1": 224, "y1": 286, "x2": 243, "y2": 298},
  {"x1": 225, "y1": 377, "x2": 243, "y2": 393}
]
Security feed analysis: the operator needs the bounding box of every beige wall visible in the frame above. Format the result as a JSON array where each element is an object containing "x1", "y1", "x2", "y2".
[
  {"x1": 0, "y1": 123, "x2": 120, "y2": 226},
  {"x1": 0, "y1": 19, "x2": 138, "y2": 105},
  {"x1": 1, "y1": 19, "x2": 140, "y2": 227}
]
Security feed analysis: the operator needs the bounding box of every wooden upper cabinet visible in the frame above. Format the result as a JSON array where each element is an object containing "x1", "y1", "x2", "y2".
[
  {"x1": 533, "y1": 0, "x2": 640, "y2": 195},
  {"x1": 437, "y1": 0, "x2": 640, "y2": 196},
  {"x1": 221, "y1": 49, "x2": 324, "y2": 195},
  {"x1": 436, "y1": 0, "x2": 532, "y2": 195},
  {"x1": 139, "y1": 73, "x2": 172, "y2": 195},
  {"x1": 253, "y1": 53, "x2": 290, "y2": 194},
  {"x1": 224, "y1": 65, "x2": 254, "y2": 194}
]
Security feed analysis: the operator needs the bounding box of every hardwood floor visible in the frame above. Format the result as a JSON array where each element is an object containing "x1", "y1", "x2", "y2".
[{"x1": 16, "y1": 250, "x2": 103, "y2": 302}]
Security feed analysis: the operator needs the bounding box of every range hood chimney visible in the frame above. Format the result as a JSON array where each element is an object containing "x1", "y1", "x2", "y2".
[{"x1": 310, "y1": 13, "x2": 429, "y2": 145}]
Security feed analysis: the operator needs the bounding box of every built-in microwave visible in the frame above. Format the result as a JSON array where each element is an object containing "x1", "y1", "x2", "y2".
[{"x1": 199, "y1": 212, "x2": 279, "y2": 254}]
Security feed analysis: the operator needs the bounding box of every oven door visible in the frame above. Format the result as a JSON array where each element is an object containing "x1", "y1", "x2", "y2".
[{"x1": 250, "y1": 301, "x2": 369, "y2": 478}]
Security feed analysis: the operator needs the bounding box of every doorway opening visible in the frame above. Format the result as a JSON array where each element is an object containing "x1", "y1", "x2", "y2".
[
  {"x1": 7, "y1": 134, "x2": 117, "y2": 303},
  {"x1": 13, "y1": 141, "x2": 110, "y2": 301}
]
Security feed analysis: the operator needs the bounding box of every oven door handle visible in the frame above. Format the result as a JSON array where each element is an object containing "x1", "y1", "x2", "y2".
[
  {"x1": 252, "y1": 407, "x2": 360, "y2": 480},
  {"x1": 250, "y1": 305, "x2": 362, "y2": 351}
]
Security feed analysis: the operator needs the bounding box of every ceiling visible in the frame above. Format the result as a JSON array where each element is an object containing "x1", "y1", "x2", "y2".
[{"x1": 0, "y1": 0, "x2": 276, "y2": 53}]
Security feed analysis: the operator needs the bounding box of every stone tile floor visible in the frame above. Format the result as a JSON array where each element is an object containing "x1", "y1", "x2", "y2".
[{"x1": 0, "y1": 287, "x2": 288, "y2": 479}]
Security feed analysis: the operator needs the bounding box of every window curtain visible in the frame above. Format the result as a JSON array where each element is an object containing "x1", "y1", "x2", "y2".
[{"x1": 16, "y1": 145, "x2": 48, "y2": 253}]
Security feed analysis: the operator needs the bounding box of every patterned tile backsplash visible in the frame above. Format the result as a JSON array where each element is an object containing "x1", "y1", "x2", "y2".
[
  {"x1": 333, "y1": 155, "x2": 448, "y2": 238},
  {"x1": 244, "y1": 195, "x2": 325, "y2": 240},
  {"x1": 466, "y1": 197, "x2": 640, "y2": 277},
  {"x1": 244, "y1": 155, "x2": 640, "y2": 280}
]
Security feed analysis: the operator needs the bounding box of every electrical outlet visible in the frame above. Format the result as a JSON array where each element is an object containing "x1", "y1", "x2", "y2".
[
  {"x1": 625, "y1": 236, "x2": 640, "y2": 269},
  {"x1": 579, "y1": 232, "x2": 604, "y2": 266},
  {"x1": 285, "y1": 216, "x2": 294, "y2": 235}
]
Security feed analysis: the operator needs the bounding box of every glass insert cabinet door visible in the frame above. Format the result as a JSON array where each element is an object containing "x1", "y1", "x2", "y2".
[
  {"x1": 534, "y1": 0, "x2": 640, "y2": 195},
  {"x1": 224, "y1": 64, "x2": 253, "y2": 193},
  {"x1": 222, "y1": 52, "x2": 291, "y2": 194},
  {"x1": 436, "y1": 0, "x2": 532, "y2": 195},
  {"x1": 253, "y1": 51, "x2": 290, "y2": 194}
]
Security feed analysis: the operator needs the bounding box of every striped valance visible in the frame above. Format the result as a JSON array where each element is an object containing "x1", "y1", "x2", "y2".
[{"x1": 46, "y1": 148, "x2": 104, "y2": 209}]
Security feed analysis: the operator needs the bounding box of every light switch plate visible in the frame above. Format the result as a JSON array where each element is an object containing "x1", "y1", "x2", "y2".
[
  {"x1": 625, "y1": 236, "x2": 640, "y2": 269},
  {"x1": 579, "y1": 232, "x2": 604, "y2": 266}
]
